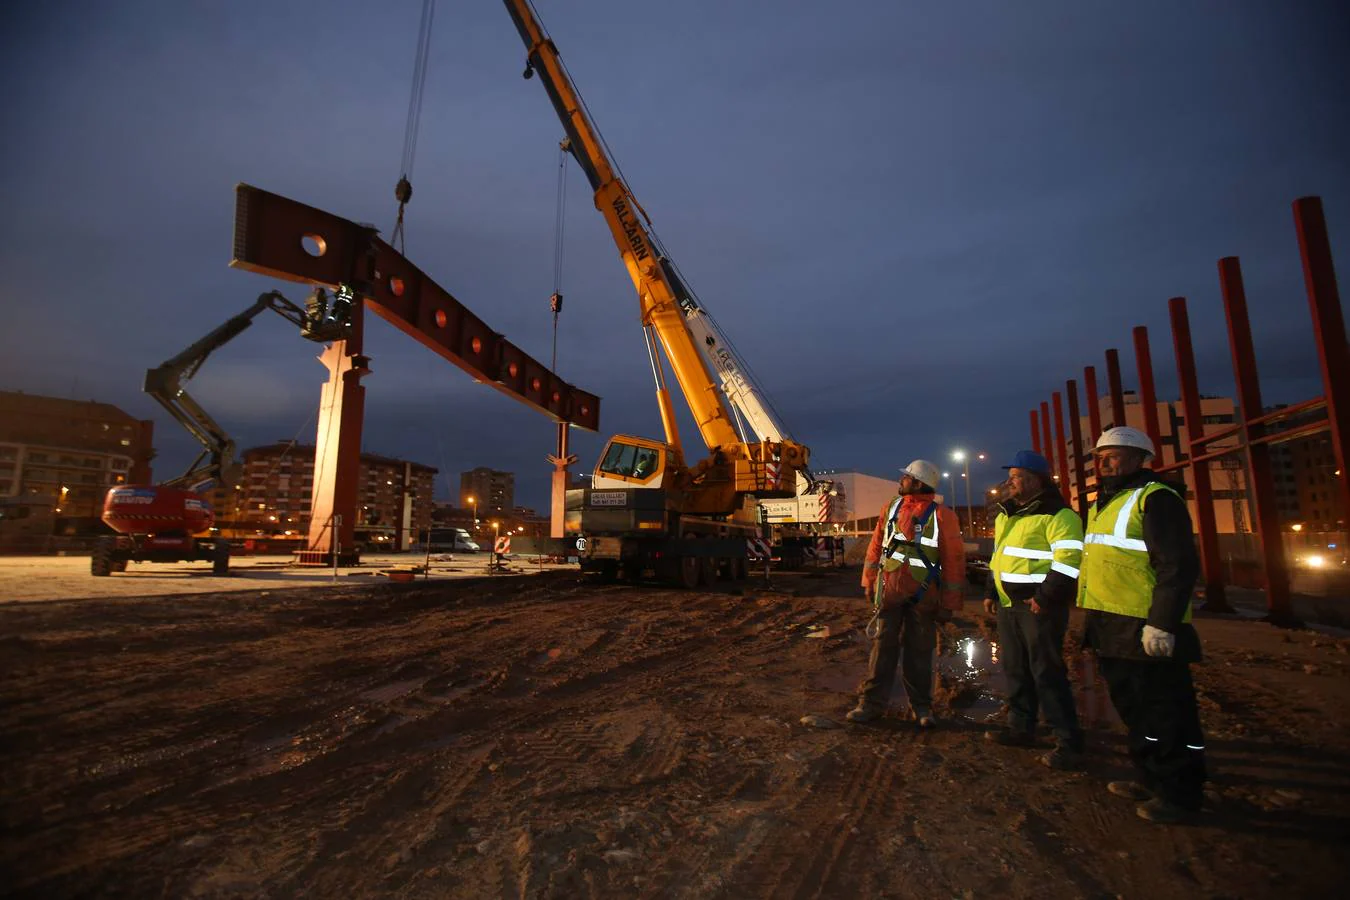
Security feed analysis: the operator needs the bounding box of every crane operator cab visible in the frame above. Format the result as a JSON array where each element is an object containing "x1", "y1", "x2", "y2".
[{"x1": 592, "y1": 436, "x2": 668, "y2": 489}]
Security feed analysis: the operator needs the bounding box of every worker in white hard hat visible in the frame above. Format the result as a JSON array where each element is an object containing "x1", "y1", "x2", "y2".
[
  {"x1": 1078, "y1": 426, "x2": 1206, "y2": 824},
  {"x1": 848, "y1": 459, "x2": 966, "y2": 727}
]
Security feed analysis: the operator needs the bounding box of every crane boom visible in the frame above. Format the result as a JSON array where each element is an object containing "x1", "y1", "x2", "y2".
[{"x1": 503, "y1": 0, "x2": 745, "y2": 455}]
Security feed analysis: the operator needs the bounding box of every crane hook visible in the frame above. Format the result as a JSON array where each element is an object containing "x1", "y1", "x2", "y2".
[{"x1": 523, "y1": 62, "x2": 535, "y2": 79}]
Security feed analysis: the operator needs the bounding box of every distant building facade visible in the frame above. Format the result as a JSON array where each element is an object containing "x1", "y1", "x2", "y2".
[
  {"x1": 209, "y1": 442, "x2": 436, "y2": 548},
  {"x1": 460, "y1": 467, "x2": 514, "y2": 517},
  {"x1": 0, "y1": 390, "x2": 155, "y2": 537}
]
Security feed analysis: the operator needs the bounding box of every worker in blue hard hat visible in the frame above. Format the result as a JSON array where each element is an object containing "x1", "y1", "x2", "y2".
[{"x1": 982, "y1": 450, "x2": 1086, "y2": 769}]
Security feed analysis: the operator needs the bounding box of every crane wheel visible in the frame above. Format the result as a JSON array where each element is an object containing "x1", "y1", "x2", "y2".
[
  {"x1": 212, "y1": 541, "x2": 231, "y2": 576},
  {"x1": 90, "y1": 539, "x2": 114, "y2": 577},
  {"x1": 678, "y1": 555, "x2": 700, "y2": 590}
]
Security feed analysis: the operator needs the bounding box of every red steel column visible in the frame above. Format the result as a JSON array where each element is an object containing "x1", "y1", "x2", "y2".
[
  {"x1": 1169, "y1": 297, "x2": 1230, "y2": 612},
  {"x1": 1052, "y1": 391, "x2": 1071, "y2": 501},
  {"x1": 1219, "y1": 256, "x2": 1292, "y2": 624},
  {"x1": 1084, "y1": 365, "x2": 1103, "y2": 443},
  {"x1": 1293, "y1": 197, "x2": 1350, "y2": 526},
  {"x1": 1040, "y1": 400, "x2": 1054, "y2": 475},
  {"x1": 1132, "y1": 326, "x2": 1164, "y2": 468},
  {"x1": 1030, "y1": 409, "x2": 1041, "y2": 454},
  {"x1": 1105, "y1": 349, "x2": 1127, "y2": 429},
  {"x1": 1066, "y1": 379, "x2": 1089, "y2": 521}
]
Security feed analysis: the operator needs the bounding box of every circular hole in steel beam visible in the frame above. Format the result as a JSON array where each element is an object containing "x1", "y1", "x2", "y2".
[
  {"x1": 434, "y1": 309, "x2": 448, "y2": 328},
  {"x1": 301, "y1": 234, "x2": 327, "y2": 257},
  {"x1": 508, "y1": 362, "x2": 519, "y2": 378},
  {"x1": 552, "y1": 391, "x2": 561, "y2": 403},
  {"x1": 388, "y1": 276, "x2": 405, "y2": 297},
  {"x1": 531, "y1": 377, "x2": 542, "y2": 392},
  {"x1": 470, "y1": 336, "x2": 483, "y2": 355},
  {"x1": 580, "y1": 404, "x2": 589, "y2": 417}
]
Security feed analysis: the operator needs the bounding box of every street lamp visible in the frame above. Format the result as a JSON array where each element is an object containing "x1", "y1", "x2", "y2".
[
  {"x1": 952, "y1": 450, "x2": 986, "y2": 538},
  {"x1": 467, "y1": 495, "x2": 477, "y2": 527}
]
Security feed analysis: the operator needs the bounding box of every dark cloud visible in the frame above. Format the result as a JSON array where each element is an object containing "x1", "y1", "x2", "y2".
[{"x1": 3, "y1": 0, "x2": 1347, "y2": 512}]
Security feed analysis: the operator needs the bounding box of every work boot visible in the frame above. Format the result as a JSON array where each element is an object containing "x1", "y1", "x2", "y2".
[
  {"x1": 915, "y1": 710, "x2": 936, "y2": 729},
  {"x1": 984, "y1": 728, "x2": 1037, "y2": 748},
  {"x1": 1136, "y1": 797, "x2": 1198, "y2": 825},
  {"x1": 846, "y1": 701, "x2": 884, "y2": 724},
  {"x1": 1040, "y1": 745, "x2": 1085, "y2": 770},
  {"x1": 1107, "y1": 781, "x2": 1153, "y2": 801}
]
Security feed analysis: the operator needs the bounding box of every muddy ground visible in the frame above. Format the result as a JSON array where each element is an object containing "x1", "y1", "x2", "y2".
[{"x1": 2, "y1": 569, "x2": 1348, "y2": 899}]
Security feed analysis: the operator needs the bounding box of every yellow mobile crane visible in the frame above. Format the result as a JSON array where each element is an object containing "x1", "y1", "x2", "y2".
[{"x1": 504, "y1": 0, "x2": 810, "y2": 586}]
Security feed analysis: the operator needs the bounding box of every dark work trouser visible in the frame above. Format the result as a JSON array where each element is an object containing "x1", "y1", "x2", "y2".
[
  {"x1": 1097, "y1": 655, "x2": 1207, "y2": 810},
  {"x1": 996, "y1": 600, "x2": 1084, "y2": 750},
  {"x1": 860, "y1": 601, "x2": 936, "y2": 713}
]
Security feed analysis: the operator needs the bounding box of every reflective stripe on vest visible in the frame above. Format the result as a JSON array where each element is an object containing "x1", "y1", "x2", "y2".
[
  {"x1": 881, "y1": 497, "x2": 942, "y2": 580},
  {"x1": 1078, "y1": 481, "x2": 1191, "y2": 622},
  {"x1": 991, "y1": 506, "x2": 1084, "y2": 606}
]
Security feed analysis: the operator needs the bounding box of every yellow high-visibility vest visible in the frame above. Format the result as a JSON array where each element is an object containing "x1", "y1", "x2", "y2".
[
  {"x1": 991, "y1": 505, "x2": 1083, "y2": 607},
  {"x1": 1078, "y1": 481, "x2": 1191, "y2": 622}
]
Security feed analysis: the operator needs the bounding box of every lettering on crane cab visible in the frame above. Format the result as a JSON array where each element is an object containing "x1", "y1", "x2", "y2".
[
  {"x1": 612, "y1": 197, "x2": 649, "y2": 261},
  {"x1": 590, "y1": 491, "x2": 628, "y2": 507}
]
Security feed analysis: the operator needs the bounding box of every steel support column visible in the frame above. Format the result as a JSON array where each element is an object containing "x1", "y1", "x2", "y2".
[
  {"x1": 1052, "y1": 391, "x2": 1071, "y2": 501},
  {"x1": 1105, "y1": 349, "x2": 1127, "y2": 429},
  {"x1": 1169, "y1": 297, "x2": 1230, "y2": 612},
  {"x1": 1293, "y1": 196, "x2": 1350, "y2": 527},
  {"x1": 1030, "y1": 409, "x2": 1041, "y2": 454},
  {"x1": 1219, "y1": 257, "x2": 1292, "y2": 624},
  {"x1": 302, "y1": 324, "x2": 369, "y2": 565},
  {"x1": 1084, "y1": 365, "x2": 1103, "y2": 443},
  {"x1": 1132, "y1": 326, "x2": 1164, "y2": 468},
  {"x1": 548, "y1": 421, "x2": 577, "y2": 540},
  {"x1": 1066, "y1": 379, "x2": 1089, "y2": 521},
  {"x1": 1040, "y1": 401, "x2": 1054, "y2": 476}
]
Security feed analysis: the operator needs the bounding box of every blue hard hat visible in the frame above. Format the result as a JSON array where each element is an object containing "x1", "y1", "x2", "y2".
[{"x1": 1002, "y1": 450, "x2": 1051, "y2": 475}]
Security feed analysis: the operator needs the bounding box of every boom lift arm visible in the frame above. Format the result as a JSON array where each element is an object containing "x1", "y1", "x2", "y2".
[
  {"x1": 504, "y1": 0, "x2": 808, "y2": 508},
  {"x1": 143, "y1": 289, "x2": 348, "y2": 491}
]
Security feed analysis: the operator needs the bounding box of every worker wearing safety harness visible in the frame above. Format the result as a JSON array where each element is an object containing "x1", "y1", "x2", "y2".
[
  {"x1": 1080, "y1": 426, "x2": 1206, "y2": 825},
  {"x1": 848, "y1": 460, "x2": 965, "y2": 727},
  {"x1": 982, "y1": 451, "x2": 1086, "y2": 769}
]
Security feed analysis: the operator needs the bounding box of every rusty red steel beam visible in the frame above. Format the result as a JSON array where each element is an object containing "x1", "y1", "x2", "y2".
[
  {"x1": 1084, "y1": 365, "x2": 1103, "y2": 444},
  {"x1": 1293, "y1": 196, "x2": 1350, "y2": 524},
  {"x1": 1219, "y1": 256, "x2": 1293, "y2": 624},
  {"x1": 1186, "y1": 421, "x2": 1242, "y2": 448},
  {"x1": 1249, "y1": 419, "x2": 1333, "y2": 447},
  {"x1": 229, "y1": 184, "x2": 601, "y2": 432},
  {"x1": 1030, "y1": 409, "x2": 1042, "y2": 454},
  {"x1": 1105, "y1": 349, "x2": 1127, "y2": 429},
  {"x1": 1040, "y1": 400, "x2": 1054, "y2": 476},
  {"x1": 1168, "y1": 297, "x2": 1229, "y2": 612},
  {"x1": 1066, "y1": 379, "x2": 1089, "y2": 520},
  {"x1": 1245, "y1": 397, "x2": 1327, "y2": 428},
  {"x1": 1052, "y1": 391, "x2": 1071, "y2": 501},
  {"x1": 1132, "y1": 326, "x2": 1164, "y2": 468}
]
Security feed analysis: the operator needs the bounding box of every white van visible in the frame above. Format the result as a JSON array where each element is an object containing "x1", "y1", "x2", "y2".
[{"x1": 415, "y1": 527, "x2": 480, "y2": 553}]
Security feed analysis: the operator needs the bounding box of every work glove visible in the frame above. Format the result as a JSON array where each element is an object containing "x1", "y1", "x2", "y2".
[
  {"x1": 982, "y1": 598, "x2": 997, "y2": 616},
  {"x1": 1141, "y1": 624, "x2": 1175, "y2": 658}
]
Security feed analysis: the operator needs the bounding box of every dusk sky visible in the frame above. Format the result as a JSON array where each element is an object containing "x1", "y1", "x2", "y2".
[{"x1": 3, "y1": 1, "x2": 1347, "y2": 513}]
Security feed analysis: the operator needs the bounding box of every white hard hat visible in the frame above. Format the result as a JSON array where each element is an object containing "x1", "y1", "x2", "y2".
[
  {"x1": 901, "y1": 459, "x2": 940, "y2": 490},
  {"x1": 1095, "y1": 426, "x2": 1155, "y2": 461}
]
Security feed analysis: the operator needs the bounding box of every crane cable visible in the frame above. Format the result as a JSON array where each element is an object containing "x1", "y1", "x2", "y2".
[
  {"x1": 392, "y1": 0, "x2": 437, "y2": 255},
  {"x1": 549, "y1": 140, "x2": 570, "y2": 371}
]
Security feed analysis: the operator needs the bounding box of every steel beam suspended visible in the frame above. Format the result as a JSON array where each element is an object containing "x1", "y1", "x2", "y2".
[
  {"x1": 1030, "y1": 408, "x2": 1041, "y2": 455},
  {"x1": 229, "y1": 184, "x2": 602, "y2": 557},
  {"x1": 1084, "y1": 365, "x2": 1103, "y2": 444}
]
